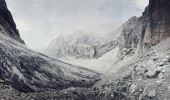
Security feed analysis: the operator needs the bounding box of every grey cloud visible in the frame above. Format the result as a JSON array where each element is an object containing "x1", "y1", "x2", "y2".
[{"x1": 5, "y1": 0, "x2": 148, "y2": 52}]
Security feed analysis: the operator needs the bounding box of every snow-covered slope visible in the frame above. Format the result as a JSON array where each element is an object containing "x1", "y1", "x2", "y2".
[{"x1": 44, "y1": 31, "x2": 117, "y2": 59}]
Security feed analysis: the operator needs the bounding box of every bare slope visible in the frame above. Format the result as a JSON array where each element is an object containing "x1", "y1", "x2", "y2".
[{"x1": 0, "y1": 0, "x2": 100, "y2": 93}]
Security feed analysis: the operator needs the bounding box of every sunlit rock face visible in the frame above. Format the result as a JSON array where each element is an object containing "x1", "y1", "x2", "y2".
[{"x1": 0, "y1": 0, "x2": 24, "y2": 44}]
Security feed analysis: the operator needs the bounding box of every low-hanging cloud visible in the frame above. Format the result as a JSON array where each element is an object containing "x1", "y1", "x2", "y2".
[{"x1": 5, "y1": 0, "x2": 148, "y2": 52}]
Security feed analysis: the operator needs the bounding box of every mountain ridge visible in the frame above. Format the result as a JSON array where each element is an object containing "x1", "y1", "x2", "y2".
[{"x1": 45, "y1": 32, "x2": 117, "y2": 59}]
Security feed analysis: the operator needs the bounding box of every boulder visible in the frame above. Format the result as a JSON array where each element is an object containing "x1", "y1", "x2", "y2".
[
  {"x1": 145, "y1": 70, "x2": 160, "y2": 78},
  {"x1": 129, "y1": 84, "x2": 137, "y2": 94},
  {"x1": 147, "y1": 88, "x2": 156, "y2": 98}
]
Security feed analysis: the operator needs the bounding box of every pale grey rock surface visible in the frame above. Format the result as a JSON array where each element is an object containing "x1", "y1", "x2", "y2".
[{"x1": 44, "y1": 32, "x2": 117, "y2": 59}]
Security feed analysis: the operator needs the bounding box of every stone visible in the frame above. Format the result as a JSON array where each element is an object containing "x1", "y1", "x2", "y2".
[
  {"x1": 147, "y1": 89, "x2": 156, "y2": 98},
  {"x1": 145, "y1": 70, "x2": 160, "y2": 78},
  {"x1": 139, "y1": 88, "x2": 143, "y2": 92},
  {"x1": 0, "y1": 79, "x2": 5, "y2": 83},
  {"x1": 158, "y1": 62, "x2": 165, "y2": 66},
  {"x1": 165, "y1": 56, "x2": 170, "y2": 62},
  {"x1": 162, "y1": 58, "x2": 169, "y2": 64},
  {"x1": 157, "y1": 67, "x2": 163, "y2": 72},
  {"x1": 168, "y1": 86, "x2": 170, "y2": 91},
  {"x1": 129, "y1": 84, "x2": 137, "y2": 94},
  {"x1": 158, "y1": 73, "x2": 164, "y2": 79},
  {"x1": 162, "y1": 69, "x2": 165, "y2": 73},
  {"x1": 156, "y1": 79, "x2": 162, "y2": 85}
]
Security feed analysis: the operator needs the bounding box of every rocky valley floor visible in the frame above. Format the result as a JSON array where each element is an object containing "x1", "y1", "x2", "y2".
[{"x1": 1, "y1": 38, "x2": 170, "y2": 100}]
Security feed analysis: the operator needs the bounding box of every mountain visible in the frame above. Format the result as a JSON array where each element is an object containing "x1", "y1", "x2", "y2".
[
  {"x1": 44, "y1": 31, "x2": 117, "y2": 59},
  {"x1": 118, "y1": 6, "x2": 149, "y2": 51},
  {"x1": 0, "y1": 0, "x2": 100, "y2": 94},
  {"x1": 44, "y1": 1, "x2": 170, "y2": 99},
  {"x1": 119, "y1": 0, "x2": 170, "y2": 51},
  {"x1": 93, "y1": 0, "x2": 170, "y2": 99},
  {"x1": 1, "y1": 0, "x2": 170, "y2": 99},
  {"x1": 144, "y1": 0, "x2": 170, "y2": 45},
  {"x1": 0, "y1": 0, "x2": 24, "y2": 44}
]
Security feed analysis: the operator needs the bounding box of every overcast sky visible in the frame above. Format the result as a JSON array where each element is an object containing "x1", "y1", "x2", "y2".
[{"x1": 6, "y1": 0, "x2": 148, "y2": 52}]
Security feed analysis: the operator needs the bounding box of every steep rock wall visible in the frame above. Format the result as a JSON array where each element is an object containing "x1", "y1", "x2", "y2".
[
  {"x1": 144, "y1": 0, "x2": 170, "y2": 45},
  {"x1": 0, "y1": 0, "x2": 24, "y2": 44},
  {"x1": 119, "y1": 0, "x2": 170, "y2": 51}
]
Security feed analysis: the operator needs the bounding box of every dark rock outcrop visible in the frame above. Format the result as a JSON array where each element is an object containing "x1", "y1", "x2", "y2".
[
  {"x1": 0, "y1": 0, "x2": 24, "y2": 44},
  {"x1": 144, "y1": 0, "x2": 170, "y2": 45}
]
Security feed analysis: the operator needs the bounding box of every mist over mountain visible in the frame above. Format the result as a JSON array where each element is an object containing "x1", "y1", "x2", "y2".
[{"x1": 44, "y1": 31, "x2": 117, "y2": 59}]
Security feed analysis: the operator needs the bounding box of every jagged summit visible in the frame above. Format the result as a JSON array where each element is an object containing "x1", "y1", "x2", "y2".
[{"x1": 45, "y1": 32, "x2": 117, "y2": 59}]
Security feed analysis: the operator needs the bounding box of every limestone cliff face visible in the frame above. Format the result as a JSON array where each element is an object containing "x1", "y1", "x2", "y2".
[
  {"x1": 119, "y1": 0, "x2": 170, "y2": 51},
  {"x1": 144, "y1": 0, "x2": 170, "y2": 45},
  {"x1": 118, "y1": 6, "x2": 149, "y2": 50},
  {"x1": 45, "y1": 32, "x2": 117, "y2": 59},
  {"x1": 0, "y1": 0, "x2": 24, "y2": 43},
  {"x1": 118, "y1": 16, "x2": 143, "y2": 50}
]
